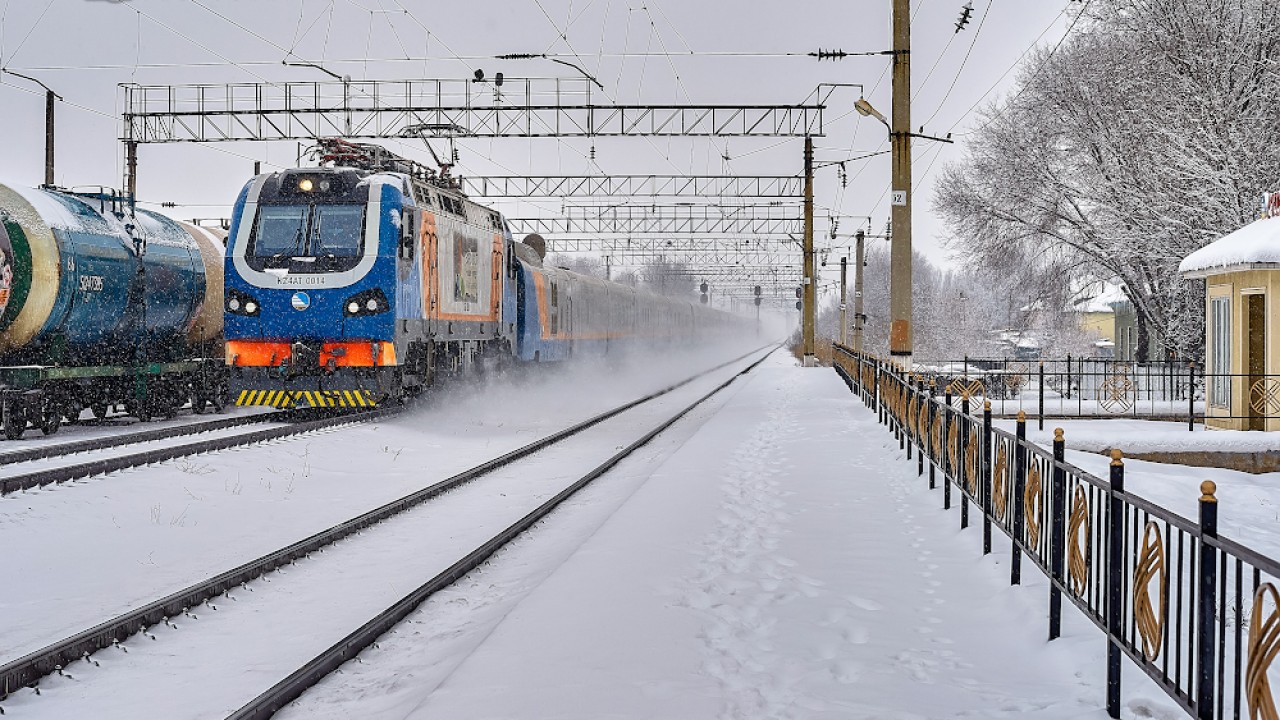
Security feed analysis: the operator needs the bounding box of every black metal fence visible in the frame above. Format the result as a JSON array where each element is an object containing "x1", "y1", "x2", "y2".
[
  {"x1": 915, "y1": 357, "x2": 1197, "y2": 420},
  {"x1": 833, "y1": 345, "x2": 1280, "y2": 720}
]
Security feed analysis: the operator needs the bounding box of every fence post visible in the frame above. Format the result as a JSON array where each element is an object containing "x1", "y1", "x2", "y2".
[
  {"x1": 960, "y1": 393, "x2": 970, "y2": 530},
  {"x1": 944, "y1": 387, "x2": 953, "y2": 510},
  {"x1": 1106, "y1": 449, "x2": 1125, "y2": 718},
  {"x1": 1066, "y1": 354, "x2": 1072, "y2": 400},
  {"x1": 982, "y1": 400, "x2": 993, "y2": 555},
  {"x1": 1196, "y1": 480, "x2": 1218, "y2": 720},
  {"x1": 1011, "y1": 410, "x2": 1026, "y2": 586},
  {"x1": 904, "y1": 375, "x2": 913, "y2": 459},
  {"x1": 1048, "y1": 427, "x2": 1066, "y2": 640},
  {"x1": 1188, "y1": 362, "x2": 1196, "y2": 432},
  {"x1": 917, "y1": 379, "x2": 925, "y2": 477},
  {"x1": 928, "y1": 380, "x2": 937, "y2": 489},
  {"x1": 875, "y1": 362, "x2": 882, "y2": 424},
  {"x1": 1039, "y1": 361, "x2": 1046, "y2": 432}
]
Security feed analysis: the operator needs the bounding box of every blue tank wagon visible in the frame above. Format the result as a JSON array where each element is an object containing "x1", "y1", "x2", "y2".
[{"x1": 0, "y1": 183, "x2": 226, "y2": 438}]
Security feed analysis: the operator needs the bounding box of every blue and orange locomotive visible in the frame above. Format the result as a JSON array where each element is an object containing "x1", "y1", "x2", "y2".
[{"x1": 225, "y1": 140, "x2": 742, "y2": 409}]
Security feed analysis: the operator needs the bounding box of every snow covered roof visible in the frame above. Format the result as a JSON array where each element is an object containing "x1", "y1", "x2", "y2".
[{"x1": 1180, "y1": 216, "x2": 1280, "y2": 278}]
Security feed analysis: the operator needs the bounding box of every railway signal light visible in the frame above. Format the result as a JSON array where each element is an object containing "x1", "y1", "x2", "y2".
[
  {"x1": 795, "y1": 287, "x2": 802, "y2": 299},
  {"x1": 795, "y1": 300, "x2": 802, "y2": 311},
  {"x1": 700, "y1": 294, "x2": 708, "y2": 304},
  {"x1": 753, "y1": 285, "x2": 761, "y2": 296},
  {"x1": 754, "y1": 297, "x2": 762, "y2": 307},
  {"x1": 700, "y1": 282, "x2": 708, "y2": 294}
]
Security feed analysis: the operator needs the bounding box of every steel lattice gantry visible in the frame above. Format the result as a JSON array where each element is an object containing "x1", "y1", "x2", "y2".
[
  {"x1": 460, "y1": 175, "x2": 803, "y2": 198},
  {"x1": 539, "y1": 237, "x2": 796, "y2": 266},
  {"x1": 506, "y1": 204, "x2": 803, "y2": 237},
  {"x1": 121, "y1": 78, "x2": 825, "y2": 143}
]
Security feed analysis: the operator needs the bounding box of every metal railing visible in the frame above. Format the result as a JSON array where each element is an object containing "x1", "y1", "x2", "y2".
[
  {"x1": 910, "y1": 356, "x2": 1201, "y2": 425},
  {"x1": 833, "y1": 345, "x2": 1280, "y2": 720}
]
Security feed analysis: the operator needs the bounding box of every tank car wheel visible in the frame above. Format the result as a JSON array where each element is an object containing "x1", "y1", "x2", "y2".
[
  {"x1": 90, "y1": 403, "x2": 110, "y2": 421},
  {"x1": 3, "y1": 405, "x2": 26, "y2": 441},
  {"x1": 191, "y1": 394, "x2": 209, "y2": 415},
  {"x1": 39, "y1": 404, "x2": 61, "y2": 436},
  {"x1": 128, "y1": 403, "x2": 153, "y2": 423},
  {"x1": 64, "y1": 400, "x2": 85, "y2": 426},
  {"x1": 209, "y1": 383, "x2": 229, "y2": 413}
]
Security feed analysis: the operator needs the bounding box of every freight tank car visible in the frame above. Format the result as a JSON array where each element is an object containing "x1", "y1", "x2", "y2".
[{"x1": 0, "y1": 183, "x2": 226, "y2": 439}]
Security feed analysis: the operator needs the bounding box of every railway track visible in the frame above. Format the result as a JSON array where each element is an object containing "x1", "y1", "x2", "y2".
[
  {"x1": 0, "y1": 346, "x2": 774, "y2": 717},
  {"x1": 0, "y1": 407, "x2": 392, "y2": 495}
]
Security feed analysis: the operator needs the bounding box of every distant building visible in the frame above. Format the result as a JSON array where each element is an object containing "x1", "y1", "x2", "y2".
[
  {"x1": 1178, "y1": 191, "x2": 1280, "y2": 431},
  {"x1": 1110, "y1": 300, "x2": 1163, "y2": 362}
]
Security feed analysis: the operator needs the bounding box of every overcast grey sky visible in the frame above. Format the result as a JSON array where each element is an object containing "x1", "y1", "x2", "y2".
[{"x1": 0, "y1": 0, "x2": 1073, "y2": 279}]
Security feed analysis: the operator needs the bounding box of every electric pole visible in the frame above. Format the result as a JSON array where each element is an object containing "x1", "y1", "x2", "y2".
[
  {"x1": 839, "y1": 256, "x2": 848, "y2": 346},
  {"x1": 854, "y1": 229, "x2": 866, "y2": 352},
  {"x1": 802, "y1": 135, "x2": 816, "y2": 366},
  {"x1": 890, "y1": 0, "x2": 913, "y2": 366}
]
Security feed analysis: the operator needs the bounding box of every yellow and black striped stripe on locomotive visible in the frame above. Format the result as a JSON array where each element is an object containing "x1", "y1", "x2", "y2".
[{"x1": 235, "y1": 389, "x2": 377, "y2": 408}]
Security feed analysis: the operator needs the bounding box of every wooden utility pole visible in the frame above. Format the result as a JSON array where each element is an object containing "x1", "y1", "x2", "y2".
[
  {"x1": 802, "y1": 135, "x2": 816, "y2": 366},
  {"x1": 854, "y1": 229, "x2": 866, "y2": 352},
  {"x1": 889, "y1": 0, "x2": 913, "y2": 364}
]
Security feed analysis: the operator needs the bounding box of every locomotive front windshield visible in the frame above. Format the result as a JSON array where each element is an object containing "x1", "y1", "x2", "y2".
[{"x1": 248, "y1": 203, "x2": 366, "y2": 273}]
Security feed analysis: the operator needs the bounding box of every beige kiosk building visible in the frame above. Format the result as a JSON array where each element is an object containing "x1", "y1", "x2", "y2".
[{"x1": 1179, "y1": 191, "x2": 1280, "y2": 431}]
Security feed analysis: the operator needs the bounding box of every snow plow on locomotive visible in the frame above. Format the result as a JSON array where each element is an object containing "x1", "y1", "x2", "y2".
[
  {"x1": 0, "y1": 183, "x2": 227, "y2": 439},
  {"x1": 226, "y1": 139, "x2": 746, "y2": 409}
]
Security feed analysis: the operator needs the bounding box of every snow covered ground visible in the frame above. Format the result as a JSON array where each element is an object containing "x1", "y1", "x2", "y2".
[
  {"x1": 2, "y1": 348, "x2": 1237, "y2": 718},
  {"x1": 273, "y1": 352, "x2": 1187, "y2": 719}
]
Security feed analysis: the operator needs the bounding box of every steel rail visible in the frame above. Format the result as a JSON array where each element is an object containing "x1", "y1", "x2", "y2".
[
  {"x1": 0, "y1": 346, "x2": 772, "y2": 700},
  {"x1": 0, "y1": 407, "x2": 394, "y2": 496},
  {"x1": 0, "y1": 410, "x2": 289, "y2": 468},
  {"x1": 227, "y1": 349, "x2": 773, "y2": 720}
]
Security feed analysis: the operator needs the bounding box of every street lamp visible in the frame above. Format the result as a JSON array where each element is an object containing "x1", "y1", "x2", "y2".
[
  {"x1": 2, "y1": 69, "x2": 61, "y2": 187},
  {"x1": 854, "y1": 97, "x2": 889, "y2": 129}
]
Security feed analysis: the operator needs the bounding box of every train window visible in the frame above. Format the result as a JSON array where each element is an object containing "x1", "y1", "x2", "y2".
[
  {"x1": 253, "y1": 205, "x2": 308, "y2": 257},
  {"x1": 248, "y1": 203, "x2": 365, "y2": 273},
  {"x1": 311, "y1": 205, "x2": 364, "y2": 258}
]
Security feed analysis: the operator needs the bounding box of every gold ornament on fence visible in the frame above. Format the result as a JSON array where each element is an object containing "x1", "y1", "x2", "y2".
[
  {"x1": 1099, "y1": 368, "x2": 1136, "y2": 414},
  {"x1": 1250, "y1": 378, "x2": 1280, "y2": 417},
  {"x1": 1248, "y1": 582, "x2": 1279, "y2": 720},
  {"x1": 965, "y1": 427, "x2": 980, "y2": 495},
  {"x1": 1134, "y1": 521, "x2": 1167, "y2": 661},
  {"x1": 1025, "y1": 464, "x2": 1043, "y2": 553},
  {"x1": 992, "y1": 445, "x2": 1008, "y2": 522},
  {"x1": 932, "y1": 413, "x2": 943, "y2": 459},
  {"x1": 908, "y1": 396, "x2": 918, "y2": 436},
  {"x1": 947, "y1": 379, "x2": 984, "y2": 400},
  {"x1": 948, "y1": 420, "x2": 960, "y2": 470},
  {"x1": 1067, "y1": 486, "x2": 1090, "y2": 597}
]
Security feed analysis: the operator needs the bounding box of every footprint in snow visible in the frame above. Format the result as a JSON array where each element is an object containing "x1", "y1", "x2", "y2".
[{"x1": 846, "y1": 595, "x2": 883, "y2": 612}]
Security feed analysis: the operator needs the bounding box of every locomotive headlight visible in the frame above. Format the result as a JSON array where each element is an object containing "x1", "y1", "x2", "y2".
[
  {"x1": 343, "y1": 288, "x2": 390, "y2": 318},
  {"x1": 226, "y1": 288, "x2": 260, "y2": 317},
  {"x1": 299, "y1": 178, "x2": 314, "y2": 192}
]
